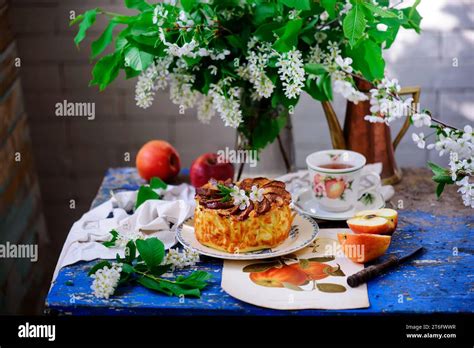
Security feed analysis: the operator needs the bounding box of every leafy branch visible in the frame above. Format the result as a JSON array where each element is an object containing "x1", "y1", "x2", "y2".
[{"x1": 90, "y1": 237, "x2": 211, "y2": 298}]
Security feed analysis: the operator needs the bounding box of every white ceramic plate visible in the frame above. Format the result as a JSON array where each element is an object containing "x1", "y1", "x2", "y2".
[
  {"x1": 293, "y1": 189, "x2": 385, "y2": 221},
  {"x1": 176, "y1": 213, "x2": 319, "y2": 260}
]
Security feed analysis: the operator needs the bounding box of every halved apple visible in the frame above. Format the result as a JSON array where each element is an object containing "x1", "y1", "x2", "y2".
[
  {"x1": 338, "y1": 233, "x2": 391, "y2": 263},
  {"x1": 347, "y1": 208, "x2": 398, "y2": 235}
]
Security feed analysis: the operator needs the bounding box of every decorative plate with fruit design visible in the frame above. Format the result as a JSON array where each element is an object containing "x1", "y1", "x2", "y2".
[{"x1": 176, "y1": 213, "x2": 319, "y2": 260}]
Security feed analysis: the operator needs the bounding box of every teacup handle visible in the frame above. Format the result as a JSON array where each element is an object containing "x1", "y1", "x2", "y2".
[{"x1": 357, "y1": 171, "x2": 381, "y2": 199}]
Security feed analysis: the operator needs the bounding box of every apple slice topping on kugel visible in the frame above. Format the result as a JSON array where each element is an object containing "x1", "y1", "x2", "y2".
[{"x1": 347, "y1": 208, "x2": 398, "y2": 235}]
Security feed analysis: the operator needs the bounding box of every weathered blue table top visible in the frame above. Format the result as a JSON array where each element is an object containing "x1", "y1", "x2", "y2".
[{"x1": 45, "y1": 167, "x2": 474, "y2": 315}]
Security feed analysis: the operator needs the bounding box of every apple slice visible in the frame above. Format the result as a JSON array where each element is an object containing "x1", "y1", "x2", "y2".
[
  {"x1": 338, "y1": 233, "x2": 391, "y2": 263},
  {"x1": 347, "y1": 208, "x2": 398, "y2": 235}
]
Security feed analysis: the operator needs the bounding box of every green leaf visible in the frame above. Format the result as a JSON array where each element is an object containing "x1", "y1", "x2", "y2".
[
  {"x1": 125, "y1": 0, "x2": 152, "y2": 11},
  {"x1": 435, "y1": 182, "x2": 446, "y2": 199},
  {"x1": 304, "y1": 73, "x2": 332, "y2": 102},
  {"x1": 135, "y1": 238, "x2": 165, "y2": 269},
  {"x1": 150, "y1": 177, "x2": 167, "y2": 190},
  {"x1": 254, "y1": 22, "x2": 282, "y2": 42},
  {"x1": 74, "y1": 8, "x2": 98, "y2": 46},
  {"x1": 401, "y1": 4, "x2": 422, "y2": 33},
  {"x1": 124, "y1": 46, "x2": 154, "y2": 71},
  {"x1": 316, "y1": 283, "x2": 347, "y2": 293},
  {"x1": 253, "y1": 3, "x2": 276, "y2": 25},
  {"x1": 90, "y1": 51, "x2": 122, "y2": 91},
  {"x1": 346, "y1": 39, "x2": 385, "y2": 81},
  {"x1": 137, "y1": 276, "x2": 173, "y2": 296},
  {"x1": 102, "y1": 229, "x2": 119, "y2": 247},
  {"x1": 272, "y1": 19, "x2": 303, "y2": 52},
  {"x1": 88, "y1": 260, "x2": 112, "y2": 276},
  {"x1": 225, "y1": 34, "x2": 245, "y2": 50},
  {"x1": 428, "y1": 161, "x2": 454, "y2": 185},
  {"x1": 343, "y1": 4, "x2": 367, "y2": 47},
  {"x1": 135, "y1": 185, "x2": 161, "y2": 209},
  {"x1": 91, "y1": 22, "x2": 118, "y2": 59},
  {"x1": 149, "y1": 264, "x2": 171, "y2": 277},
  {"x1": 361, "y1": 2, "x2": 398, "y2": 18},
  {"x1": 156, "y1": 280, "x2": 202, "y2": 297},
  {"x1": 175, "y1": 271, "x2": 212, "y2": 290},
  {"x1": 280, "y1": 0, "x2": 310, "y2": 11},
  {"x1": 121, "y1": 263, "x2": 135, "y2": 274},
  {"x1": 181, "y1": 0, "x2": 197, "y2": 12},
  {"x1": 321, "y1": 0, "x2": 337, "y2": 18},
  {"x1": 304, "y1": 63, "x2": 327, "y2": 75},
  {"x1": 124, "y1": 240, "x2": 136, "y2": 263}
]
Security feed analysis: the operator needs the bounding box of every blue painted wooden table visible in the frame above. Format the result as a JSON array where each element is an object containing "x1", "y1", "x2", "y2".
[{"x1": 45, "y1": 168, "x2": 474, "y2": 315}]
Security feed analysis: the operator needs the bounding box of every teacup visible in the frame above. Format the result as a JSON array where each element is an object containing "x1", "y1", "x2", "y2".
[{"x1": 306, "y1": 150, "x2": 380, "y2": 212}]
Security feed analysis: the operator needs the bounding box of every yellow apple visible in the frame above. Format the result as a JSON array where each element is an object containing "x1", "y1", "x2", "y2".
[{"x1": 347, "y1": 208, "x2": 398, "y2": 235}]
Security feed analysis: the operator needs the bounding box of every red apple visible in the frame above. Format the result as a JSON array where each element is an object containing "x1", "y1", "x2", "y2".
[
  {"x1": 249, "y1": 265, "x2": 307, "y2": 288},
  {"x1": 136, "y1": 140, "x2": 181, "y2": 182},
  {"x1": 190, "y1": 153, "x2": 234, "y2": 188},
  {"x1": 347, "y1": 208, "x2": 398, "y2": 235}
]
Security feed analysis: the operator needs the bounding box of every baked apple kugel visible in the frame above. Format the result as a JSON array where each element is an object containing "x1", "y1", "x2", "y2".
[{"x1": 194, "y1": 177, "x2": 295, "y2": 253}]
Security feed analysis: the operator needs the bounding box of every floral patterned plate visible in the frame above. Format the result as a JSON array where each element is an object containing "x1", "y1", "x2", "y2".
[
  {"x1": 293, "y1": 188, "x2": 385, "y2": 221},
  {"x1": 176, "y1": 213, "x2": 319, "y2": 260}
]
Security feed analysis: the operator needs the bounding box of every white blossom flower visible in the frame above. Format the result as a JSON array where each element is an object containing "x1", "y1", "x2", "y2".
[
  {"x1": 364, "y1": 115, "x2": 385, "y2": 123},
  {"x1": 90, "y1": 263, "x2": 122, "y2": 299},
  {"x1": 197, "y1": 94, "x2": 215, "y2": 124},
  {"x1": 209, "y1": 79, "x2": 243, "y2": 128},
  {"x1": 169, "y1": 65, "x2": 199, "y2": 111},
  {"x1": 276, "y1": 49, "x2": 305, "y2": 99},
  {"x1": 230, "y1": 185, "x2": 250, "y2": 210},
  {"x1": 340, "y1": 0, "x2": 353, "y2": 15},
  {"x1": 314, "y1": 32, "x2": 327, "y2": 44},
  {"x1": 242, "y1": 41, "x2": 276, "y2": 99},
  {"x1": 333, "y1": 79, "x2": 368, "y2": 104},
  {"x1": 412, "y1": 132, "x2": 426, "y2": 149},
  {"x1": 135, "y1": 57, "x2": 173, "y2": 109},
  {"x1": 376, "y1": 23, "x2": 388, "y2": 32},
  {"x1": 335, "y1": 56, "x2": 353, "y2": 73},
  {"x1": 209, "y1": 65, "x2": 218, "y2": 76},
  {"x1": 412, "y1": 112, "x2": 432, "y2": 128},
  {"x1": 162, "y1": 248, "x2": 200, "y2": 271},
  {"x1": 320, "y1": 11, "x2": 329, "y2": 21},
  {"x1": 456, "y1": 176, "x2": 474, "y2": 208},
  {"x1": 249, "y1": 185, "x2": 264, "y2": 203},
  {"x1": 153, "y1": 4, "x2": 168, "y2": 26},
  {"x1": 288, "y1": 9, "x2": 300, "y2": 19}
]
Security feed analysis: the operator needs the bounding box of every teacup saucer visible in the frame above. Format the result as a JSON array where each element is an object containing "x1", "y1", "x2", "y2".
[{"x1": 293, "y1": 189, "x2": 385, "y2": 221}]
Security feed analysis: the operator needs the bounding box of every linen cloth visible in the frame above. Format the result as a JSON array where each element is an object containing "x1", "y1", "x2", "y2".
[{"x1": 52, "y1": 184, "x2": 195, "y2": 282}]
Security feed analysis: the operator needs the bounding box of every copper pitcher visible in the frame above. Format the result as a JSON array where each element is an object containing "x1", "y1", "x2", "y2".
[{"x1": 321, "y1": 80, "x2": 421, "y2": 185}]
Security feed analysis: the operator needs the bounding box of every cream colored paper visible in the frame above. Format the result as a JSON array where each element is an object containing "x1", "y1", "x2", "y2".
[{"x1": 222, "y1": 228, "x2": 370, "y2": 310}]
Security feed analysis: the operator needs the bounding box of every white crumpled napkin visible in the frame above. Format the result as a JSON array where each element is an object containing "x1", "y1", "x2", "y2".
[
  {"x1": 52, "y1": 184, "x2": 196, "y2": 282},
  {"x1": 277, "y1": 163, "x2": 395, "y2": 202}
]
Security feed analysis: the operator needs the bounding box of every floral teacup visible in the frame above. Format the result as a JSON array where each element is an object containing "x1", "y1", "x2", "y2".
[{"x1": 306, "y1": 150, "x2": 380, "y2": 212}]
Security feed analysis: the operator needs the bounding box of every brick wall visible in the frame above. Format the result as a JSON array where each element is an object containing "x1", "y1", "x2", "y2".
[{"x1": 8, "y1": 0, "x2": 474, "y2": 288}]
